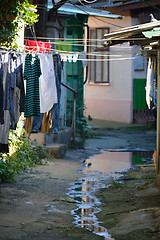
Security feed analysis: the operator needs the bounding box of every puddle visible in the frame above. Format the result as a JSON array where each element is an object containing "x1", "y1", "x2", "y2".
[{"x1": 67, "y1": 150, "x2": 153, "y2": 240}]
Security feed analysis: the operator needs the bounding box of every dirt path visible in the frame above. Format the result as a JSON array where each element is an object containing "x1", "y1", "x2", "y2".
[
  {"x1": 0, "y1": 148, "x2": 103, "y2": 240},
  {"x1": 96, "y1": 163, "x2": 160, "y2": 240},
  {"x1": 0, "y1": 126, "x2": 157, "y2": 240}
]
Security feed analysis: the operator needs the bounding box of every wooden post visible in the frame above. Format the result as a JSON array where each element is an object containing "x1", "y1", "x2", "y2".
[{"x1": 156, "y1": 42, "x2": 160, "y2": 185}]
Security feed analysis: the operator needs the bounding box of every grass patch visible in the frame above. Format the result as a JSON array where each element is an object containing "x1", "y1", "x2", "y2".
[{"x1": 109, "y1": 179, "x2": 124, "y2": 188}]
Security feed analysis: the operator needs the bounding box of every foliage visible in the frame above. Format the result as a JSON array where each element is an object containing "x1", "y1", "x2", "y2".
[
  {"x1": 0, "y1": 0, "x2": 38, "y2": 48},
  {"x1": 0, "y1": 115, "x2": 48, "y2": 182},
  {"x1": 109, "y1": 179, "x2": 123, "y2": 188},
  {"x1": 76, "y1": 116, "x2": 92, "y2": 144}
]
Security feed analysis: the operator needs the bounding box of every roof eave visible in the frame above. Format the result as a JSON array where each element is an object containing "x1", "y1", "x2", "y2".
[{"x1": 103, "y1": 21, "x2": 160, "y2": 44}]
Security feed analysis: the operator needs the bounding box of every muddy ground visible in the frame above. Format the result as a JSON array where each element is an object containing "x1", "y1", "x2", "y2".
[{"x1": 0, "y1": 124, "x2": 159, "y2": 240}]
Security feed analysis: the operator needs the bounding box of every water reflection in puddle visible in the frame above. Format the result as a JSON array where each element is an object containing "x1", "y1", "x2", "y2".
[{"x1": 67, "y1": 150, "x2": 153, "y2": 240}]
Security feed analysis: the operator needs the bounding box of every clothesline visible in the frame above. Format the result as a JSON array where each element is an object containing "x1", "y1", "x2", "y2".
[
  {"x1": 24, "y1": 45, "x2": 132, "y2": 56},
  {"x1": 0, "y1": 51, "x2": 142, "y2": 63},
  {"x1": 24, "y1": 38, "x2": 147, "y2": 49},
  {"x1": 24, "y1": 41, "x2": 158, "y2": 58},
  {"x1": 25, "y1": 36, "x2": 147, "y2": 42},
  {"x1": 24, "y1": 45, "x2": 145, "y2": 59},
  {"x1": 0, "y1": 44, "x2": 146, "y2": 63},
  {"x1": 24, "y1": 50, "x2": 136, "y2": 62}
]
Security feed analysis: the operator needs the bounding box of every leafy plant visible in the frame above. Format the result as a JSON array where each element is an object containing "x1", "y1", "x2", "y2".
[
  {"x1": 0, "y1": 0, "x2": 38, "y2": 48},
  {"x1": 76, "y1": 116, "x2": 92, "y2": 144},
  {"x1": 0, "y1": 115, "x2": 48, "y2": 182}
]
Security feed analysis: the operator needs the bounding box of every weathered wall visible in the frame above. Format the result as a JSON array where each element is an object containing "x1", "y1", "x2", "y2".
[{"x1": 84, "y1": 13, "x2": 146, "y2": 123}]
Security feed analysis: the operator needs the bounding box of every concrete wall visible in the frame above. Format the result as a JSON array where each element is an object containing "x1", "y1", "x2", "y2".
[{"x1": 84, "y1": 13, "x2": 147, "y2": 123}]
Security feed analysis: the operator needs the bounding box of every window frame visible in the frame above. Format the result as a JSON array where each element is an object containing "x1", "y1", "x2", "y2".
[{"x1": 89, "y1": 27, "x2": 109, "y2": 84}]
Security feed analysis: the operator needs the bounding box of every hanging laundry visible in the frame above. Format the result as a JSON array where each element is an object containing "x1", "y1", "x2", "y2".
[
  {"x1": 61, "y1": 54, "x2": 68, "y2": 62},
  {"x1": 56, "y1": 40, "x2": 72, "y2": 52},
  {"x1": 10, "y1": 53, "x2": 25, "y2": 129},
  {"x1": 153, "y1": 61, "x2": 157, "y2": 107},
  {"x1": 25, "y1": 39, "x2": 51, "y2": 53},
  {"x1": 23, "y1": 52, "x2": 62, "y2": 134},
  {"x1": 41, "y1": 111, "x2": 52, "y2": 134},
  {"x1": 0, "y1": 52, "x2": 25, "y2": 152},
  {"x1": 73, "y1": 54, "x2": 78, "y2": 63},
  {"x1": 79, "y1": 51, "x2": 88, "y2": 67},
  {"x1": 0, "y1": 110, "x2": 10, "y2": 151},
  {"x1": 3, "y1": 52, "x2": 24, "y2": 127},
  {"x1": 51, "y1": 54, "x2": 62, "y2": 133},
  {"x1": 68, "y1": 54, "x2": 73, "y2": 63},
  {"x1": 28, "y1": 53, "x2": 58, "y2": 134},
  {"x1": 0, "y1": 54, "x2": 4, "y2": 124},
  {"x1": 146, "y1": 57, "x2": 154, "y2": 109},
  {"x1": 31, "y1": 114, "x2": 43, "y2": 133},
  {"x1": 39, "y1": 54, "x2": 57, "y2": 113},
  {"x1": 24, "y1": 53, "x2": 41, "y2": 117}
]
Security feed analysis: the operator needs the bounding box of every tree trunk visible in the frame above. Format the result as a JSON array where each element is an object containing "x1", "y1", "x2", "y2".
[{"x1": 35, "y1": 0, "x2": 48, "y2": 38}]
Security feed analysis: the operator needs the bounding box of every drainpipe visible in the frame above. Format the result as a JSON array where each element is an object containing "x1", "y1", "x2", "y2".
[{"x1": 156, "y1": 41, "x2": 160, "y2": 186}]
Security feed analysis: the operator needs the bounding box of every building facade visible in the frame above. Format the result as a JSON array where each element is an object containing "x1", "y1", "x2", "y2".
[{"x1": 84, "y1": 0, "x2": 160, "y2": 123}]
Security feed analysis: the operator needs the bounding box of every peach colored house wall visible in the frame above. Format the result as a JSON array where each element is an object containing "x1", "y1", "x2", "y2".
[{"x1": 84, "y1": 14, "x2": 146, "y2": 123}]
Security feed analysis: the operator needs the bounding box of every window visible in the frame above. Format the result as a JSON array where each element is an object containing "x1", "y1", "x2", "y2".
[{"x1": 89, "y1": 28, "x2": 109, "y2": 83}]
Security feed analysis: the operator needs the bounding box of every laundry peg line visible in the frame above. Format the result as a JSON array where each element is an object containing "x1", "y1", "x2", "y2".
[{"x1": 61, "y1": 53, "x2": 79, "y2": 62}]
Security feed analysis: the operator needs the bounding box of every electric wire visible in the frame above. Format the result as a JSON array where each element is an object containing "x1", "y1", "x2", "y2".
[{"x1": 36, "y1": 1, "x2": 124, "y2": 28}]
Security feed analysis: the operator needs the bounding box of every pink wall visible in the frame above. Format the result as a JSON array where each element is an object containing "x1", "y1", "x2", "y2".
[
  {"x1": 84, "y1": 13, "x2": 146, "y2": 123},
  {"x1": 85, "y1": 98, "x2": 133, "y2": 123}
]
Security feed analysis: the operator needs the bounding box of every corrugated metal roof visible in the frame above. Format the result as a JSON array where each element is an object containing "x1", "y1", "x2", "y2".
[
  {"x1": 48, "y1": 1, "x2": 123, "y2": 19},
  {"x1": 86, "y1": 0, "x2": 140, "y2": 9},
  {"x1": 57, "y1": 3, "x2": 122, "y2": 18},
  {"x1": 103, "y1": 20, "x2": 160, "y2": 41},
  {"x1": 142, "y1": 28, "x2": 160, "y2": 38}
]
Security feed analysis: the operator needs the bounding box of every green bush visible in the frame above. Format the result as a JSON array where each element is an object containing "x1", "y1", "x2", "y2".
[
  {"x1": 0, "y1": 115, "x2": 48, "y2": 182},
  {"x1": 76, "y1": 116, "x2": 92, "y2": 144}
]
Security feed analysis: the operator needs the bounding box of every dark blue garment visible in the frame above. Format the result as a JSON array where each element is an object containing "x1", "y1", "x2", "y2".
[
  {"x1": 11, "y1": 53, "x2": 25, "y2": 129},
  {"x1": 32, "y1": 113, "x2": 44, "y2": 132},
  {"x1": 15, "y1": 54, "x2": 25, "y2": 113},
  {"x1": 51, "y1": 54, "x2": 62, "y2": 132},
  {"x1": 2, "y1": 53, "x2": 25, "y2": 129},
  {"x1": 0, "y1": 53, "x2": 24, "y2": 152},
  {"x1": 3, "y1": 53, "x2": 15, "y2": 123},
  {"x1": 0, "y1": 54, "x2": 4, "y2": 124},
  {"x1": 53, "y1": 54, "x2": 62, "y2": 96}
]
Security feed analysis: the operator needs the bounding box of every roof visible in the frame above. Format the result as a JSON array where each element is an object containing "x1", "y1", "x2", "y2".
[
  {"x1": 87, "y1": 0, "x2": 140, "y2": 9},
  {"x1": 48, "y1": 1, "x2": 123, "y2": 19},
  {"x1": 142, "y1": 28, "x2": 160, "y2": 38},
  {"x1": 103, "y1": 20, "x2": 160, "y2": 46},
  {"x1": 58, "y1": 3, "x2": 122, "y2": 18}
]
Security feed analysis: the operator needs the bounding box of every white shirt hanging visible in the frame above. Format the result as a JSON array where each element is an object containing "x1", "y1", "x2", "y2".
[
  {"x1": 39, "y1": 54, "x2": 57, "y2": 113},
  {"x1": 146, "y1": 58, "x2": 154, "y2": 109}
]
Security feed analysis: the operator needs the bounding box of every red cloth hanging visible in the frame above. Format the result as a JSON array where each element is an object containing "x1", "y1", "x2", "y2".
[{"x1": 25, "y1": 39, "x2": 51, "y2": 53}]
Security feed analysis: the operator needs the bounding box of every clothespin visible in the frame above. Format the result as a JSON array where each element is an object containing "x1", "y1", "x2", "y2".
[
  {"x1": 36, "y1": 45, "x2": 40, "y2": 53},
  {"x1": 68, "y1": 54, "x2": 73, "y2": 63},
  {"x1": 73, "y1": 54, "x2": 78, "y2": 63}
]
